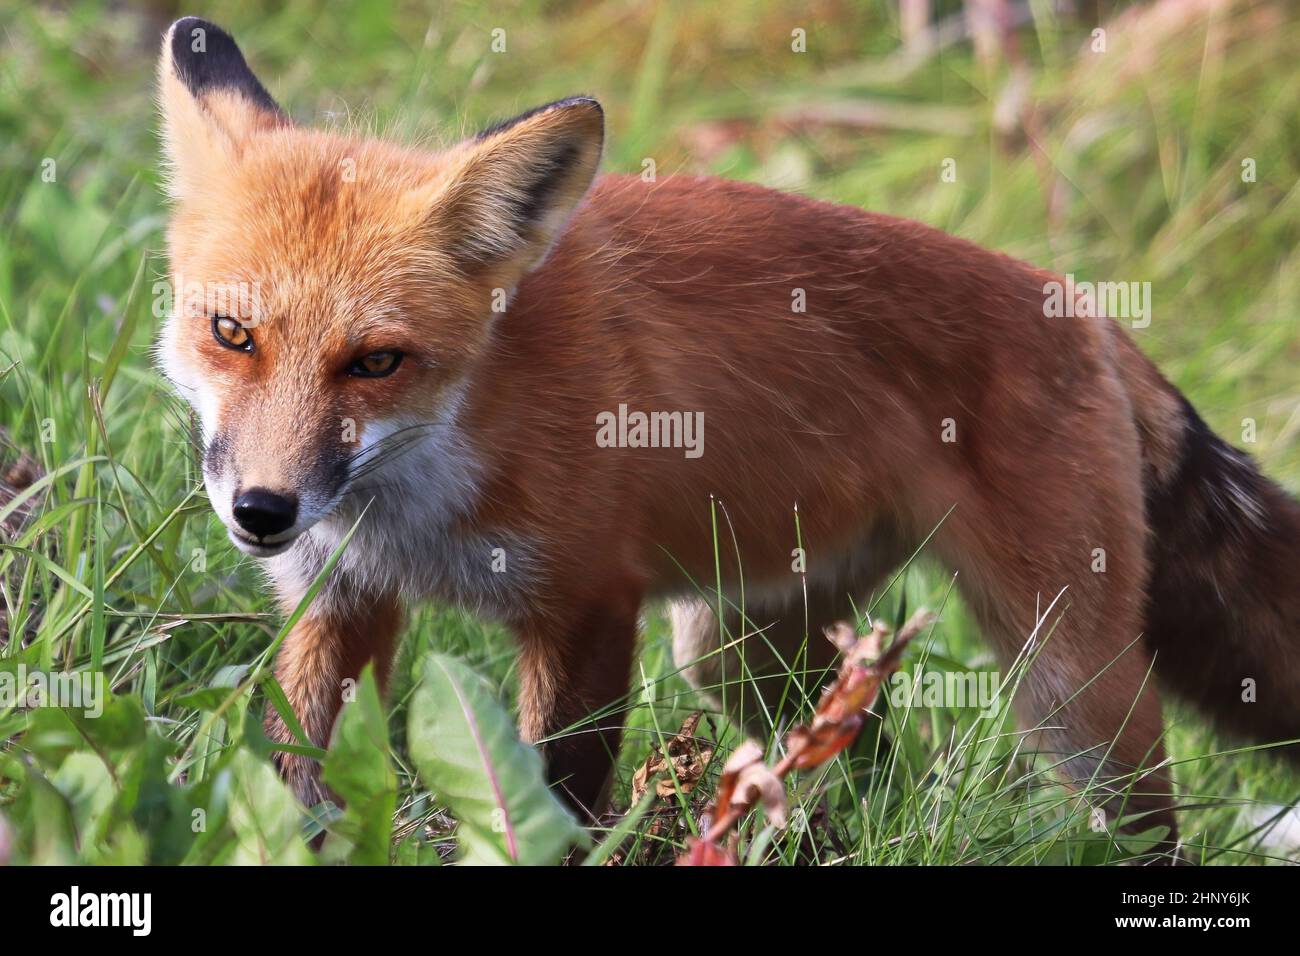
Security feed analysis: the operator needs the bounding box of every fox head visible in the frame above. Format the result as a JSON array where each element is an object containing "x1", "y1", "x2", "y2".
[{"x1": 155, "y1": 17, "x2": 603, "y2": 556}]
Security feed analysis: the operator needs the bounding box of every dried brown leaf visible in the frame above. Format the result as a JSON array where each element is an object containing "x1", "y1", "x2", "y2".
[
  {"x1": 631, "y1": 711, "x2": 713, "y2": 804},
  {"x1": 733, "y1": 762, "x2": 787, "y2": 828},
  {"x1": 713, "y1": 739, "x2": 764, "y2": 819}
]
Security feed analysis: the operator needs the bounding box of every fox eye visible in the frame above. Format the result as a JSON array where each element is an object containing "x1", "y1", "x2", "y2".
[
  {"x1": 348, "y1": 350, "x2": 404, "y2": 378},
  {"x1": 212, "y1": 316, "x2": 253, "y2": 352}
]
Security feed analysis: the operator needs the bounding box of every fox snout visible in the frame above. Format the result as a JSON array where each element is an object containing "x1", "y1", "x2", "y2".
[
  {"x1": 225, "y1": 486, "x2": 304, "y2": 557},
  {"x1": 211, "y1": 474, "x2": 330, "y2": 558},
  {"x1": 201, "y1": 422, "x2": 347, "y2": 557},
  {"x1": 232, "y1": 488, "x2": 298, "y2": 539}
]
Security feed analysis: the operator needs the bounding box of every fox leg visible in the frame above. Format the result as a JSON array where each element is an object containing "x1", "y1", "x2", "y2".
[
  {"x1": 982, "y1": 582, "x2": 1177, "y2": 849},
  {"x1": 937, "y1": 492, "x2": 1179, "y2": 852},
  {"x1": 999, "y1": 592, "x2": 1171, "y2": 811},
  {"x1": 264, "y1": 586, "x2": 403, "y2": 806},
  {"x1": 515, "y1": 583, "x2": 642, "y2": 820}
]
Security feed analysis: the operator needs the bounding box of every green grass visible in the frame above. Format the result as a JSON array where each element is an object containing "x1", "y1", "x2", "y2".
[{"x1": 0, "y1": 0, "x2": 1297, "y2": 864}]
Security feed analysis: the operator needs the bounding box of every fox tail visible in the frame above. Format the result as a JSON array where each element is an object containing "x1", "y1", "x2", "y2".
[{"x1": 1116, "y1": 330, "x2": 1300, "y2": 754}]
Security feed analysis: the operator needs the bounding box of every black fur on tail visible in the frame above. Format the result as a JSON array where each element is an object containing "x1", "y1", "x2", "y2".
[{"x1": 1141, "y1": 396, "x2": 1300, "y2": 754}]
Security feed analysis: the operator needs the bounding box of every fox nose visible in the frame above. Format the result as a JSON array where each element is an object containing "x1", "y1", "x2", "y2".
[{"x1": 232, "y1": 488, "x2": 298, "y2": 539}]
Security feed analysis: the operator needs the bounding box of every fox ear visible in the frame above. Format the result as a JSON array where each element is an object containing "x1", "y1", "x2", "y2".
[
  {"x1": 426, "y1": 97, "x2": 604, "y2": 280},
  {"x1": 157, "y1": 17, "x2": 287, "y2": 199}
]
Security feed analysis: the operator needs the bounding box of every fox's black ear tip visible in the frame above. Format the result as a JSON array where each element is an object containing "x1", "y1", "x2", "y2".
[
  {"x1": 163, "y1": 16, "x2": 282, "y2": 116},
  {"x1": 168, "y1": 15, "x2": 212, "y2": 33},
  {"x1": 475, "y1": 96, "x2": 604, "y2": 142},
  {"x1": 570, "y1": 98, "x2": 604, "y2": 138},
  {"x1": 166, "y1": 16, "x2": 229, "y2": 48},
  {"x1": 559, "y1": 97, "x2": 604, "y2": 125},
  {"x1": 167, "y1": 16, "x2": 251, "y2": 71}
]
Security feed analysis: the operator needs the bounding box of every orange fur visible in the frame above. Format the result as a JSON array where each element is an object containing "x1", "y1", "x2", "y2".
[{"x1": 268, "y1": 591, "x2": 402, "y2": 806}]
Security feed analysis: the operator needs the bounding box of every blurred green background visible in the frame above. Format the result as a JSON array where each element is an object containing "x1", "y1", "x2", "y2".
[{"x1": 0, "y1": 0, "x2": 1296, "y2": 864}]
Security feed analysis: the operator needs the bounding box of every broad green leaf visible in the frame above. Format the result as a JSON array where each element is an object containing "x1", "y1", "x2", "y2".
[
  {"x1": 408, "y1": 653, "x2": 584, "y2": 866},
  {"x1": 69, "y1": 693, "x2": 145, "y2": 751},
  {"x1": 395, "y1": 831, "x2": 444, "y2": 865},
  {"x1": 21, "y1": 707, "x2": 83, "y2": 768},
  {"x1": 16, "y1": 767, "x2": 77, "y2": 865},
  {"x1": 173, "y1": 686, "x2": 235, "y2": 712},
  {"x1": 124, "y1": 732, "x2": 199, "y2": 865},
  {"x1": 321, "y1": 665, "x2": 396, "y2": 864},
  {"x1": 53, "y1": 751, "x2": 115, "y2": 847},
  {"x1": 225, "y1": 750, "x2": 313, "y2": 865}
]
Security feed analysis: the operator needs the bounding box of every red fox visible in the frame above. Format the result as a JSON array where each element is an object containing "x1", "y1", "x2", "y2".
[{"x1": 157, "y1": 17, "x2": 1299, "y2": 850}]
